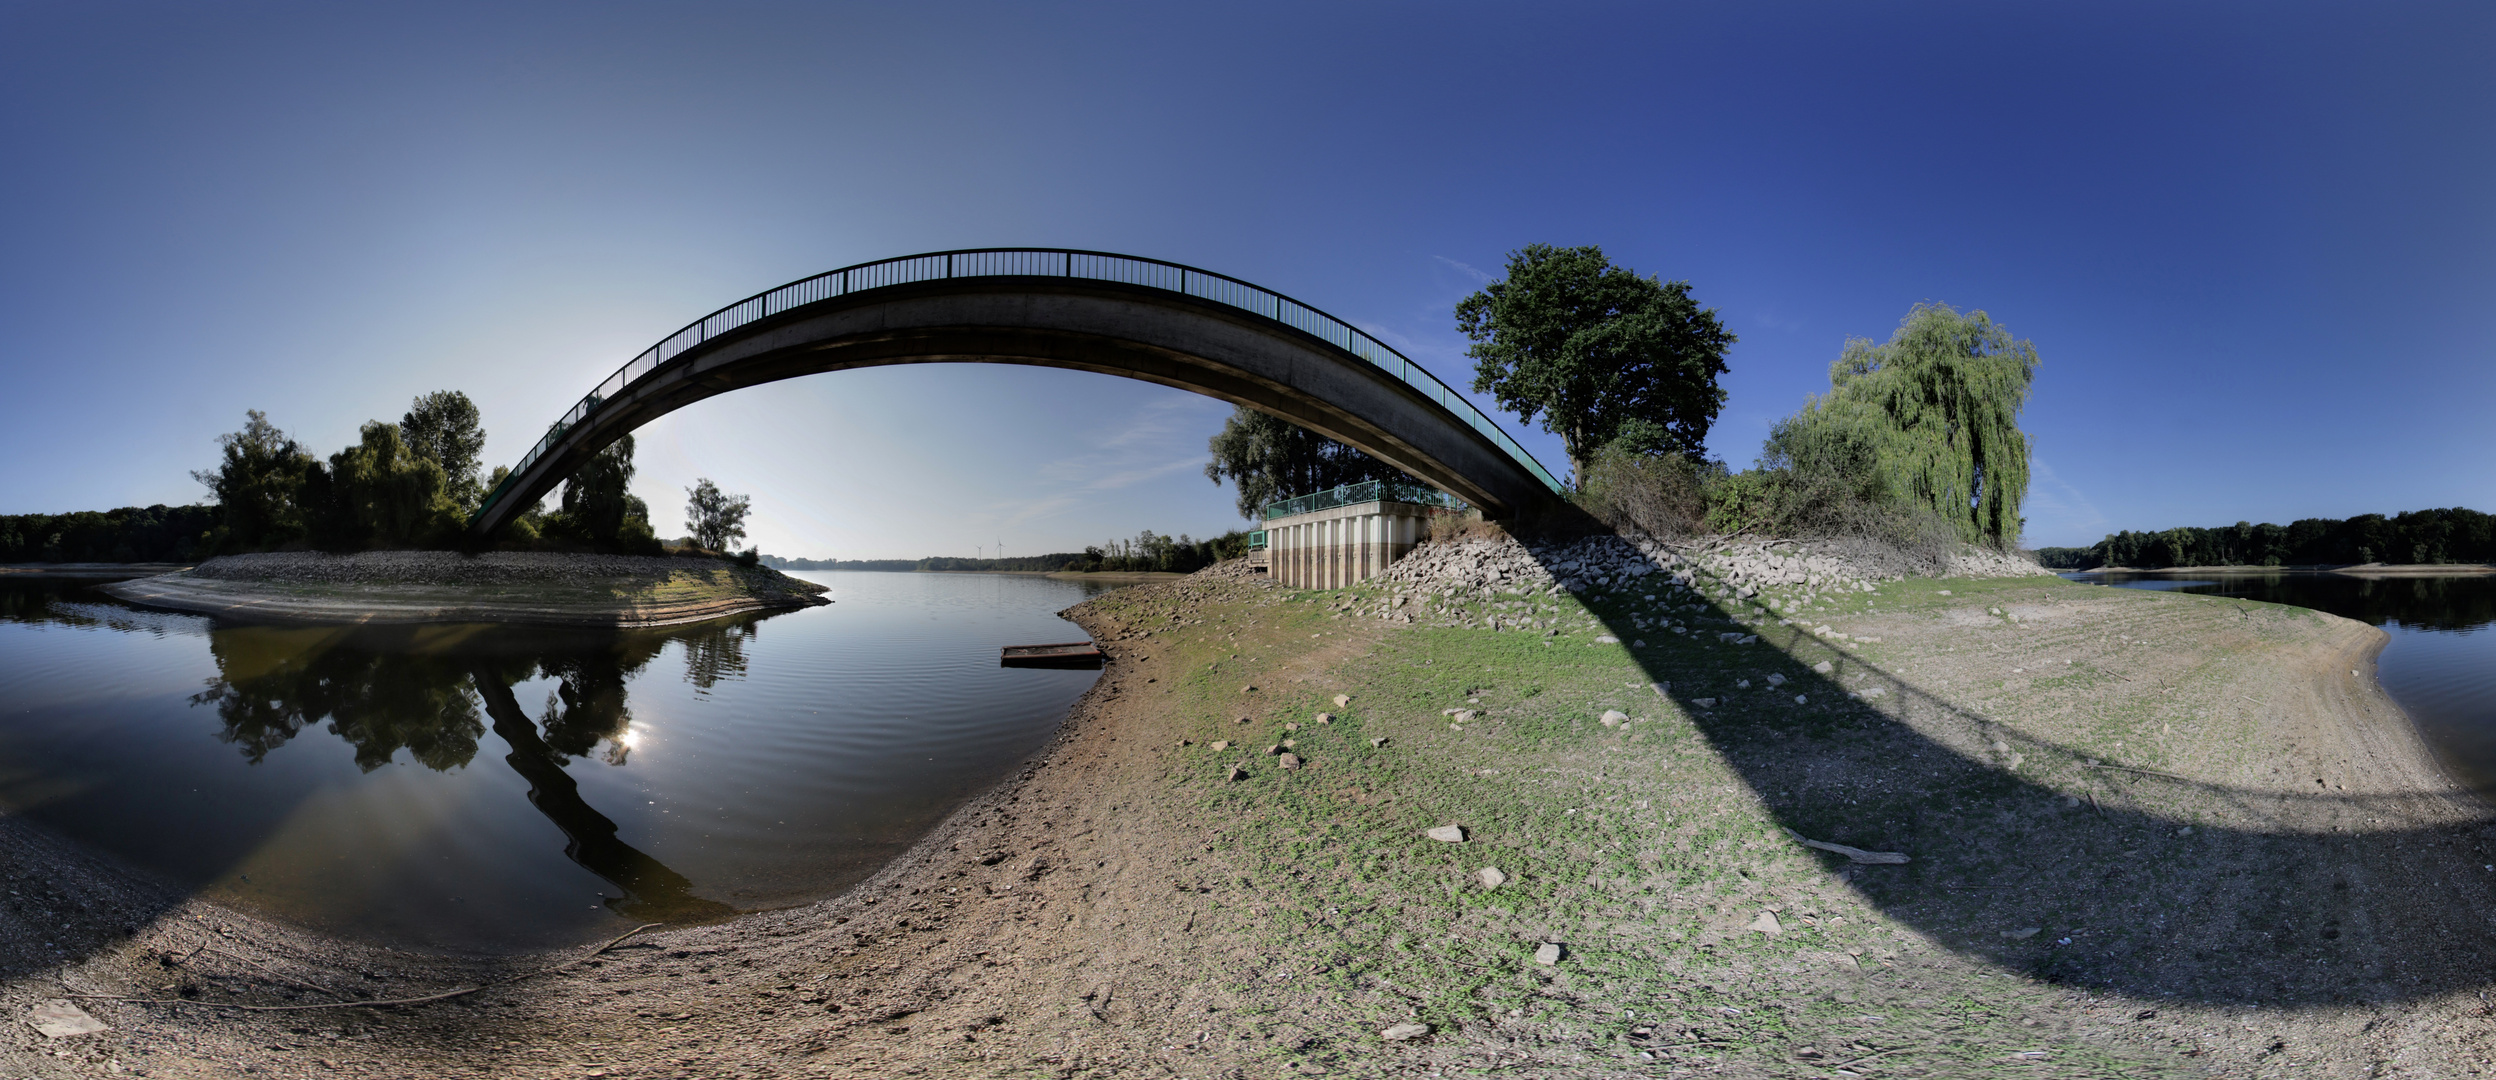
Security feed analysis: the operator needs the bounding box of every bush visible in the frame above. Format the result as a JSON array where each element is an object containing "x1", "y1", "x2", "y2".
[{"x1": 1577, "y1": 446, "x2": 1707, "y2": 539}]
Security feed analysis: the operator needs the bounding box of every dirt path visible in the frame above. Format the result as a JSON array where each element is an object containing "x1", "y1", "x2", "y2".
[{"x1": 7, "y1": 567, "x2": 2496, "y2": 1078}]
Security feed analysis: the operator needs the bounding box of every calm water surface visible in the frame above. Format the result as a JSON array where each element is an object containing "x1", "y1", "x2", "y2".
[
  {"x1": 2068, "y1": 572, "x2": 2496, "y2": 798},
  {"x1": 0, "y1": 571, "x2": 1112, "y2": 953}
]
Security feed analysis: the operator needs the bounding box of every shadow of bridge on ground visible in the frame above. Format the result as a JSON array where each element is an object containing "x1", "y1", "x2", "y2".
[{"x1": 1515, "y1": 536, "x2": 2496, "y2": 1007}]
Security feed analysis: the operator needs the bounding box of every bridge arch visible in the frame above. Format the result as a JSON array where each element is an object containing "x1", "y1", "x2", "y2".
[{"x1": 471, "y1": 249, "x2": 1566, "y2": 538}]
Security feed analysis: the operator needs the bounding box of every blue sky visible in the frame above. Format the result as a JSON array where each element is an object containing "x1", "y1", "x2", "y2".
[{"x1": 2, "y1": 2, "x2": 2488, "y2": 557}]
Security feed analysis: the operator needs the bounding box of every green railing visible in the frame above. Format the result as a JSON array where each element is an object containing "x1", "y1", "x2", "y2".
[
  {"x1": 1248, "y1": 530, "x2": 1268, "y2": 550},
  {"x1": 473, "y1": 248, "x2": 1564, "y2": 527},
  {"x1": 1260, "y1": 479, "x2": 1470, "y2": 521}
]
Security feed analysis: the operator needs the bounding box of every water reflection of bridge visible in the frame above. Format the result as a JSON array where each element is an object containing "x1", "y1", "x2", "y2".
[{"x1": 190, "y1": 618, "x2": 757, "y2": 923}]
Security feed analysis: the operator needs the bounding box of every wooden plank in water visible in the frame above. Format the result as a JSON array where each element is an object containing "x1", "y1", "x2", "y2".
[{"x1": 1000, "y1": 641, "x2": 1105, "y2": 669}]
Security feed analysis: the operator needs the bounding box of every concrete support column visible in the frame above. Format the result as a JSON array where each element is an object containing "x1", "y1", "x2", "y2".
[
  {"x1": 1335, "y1": 518, "x2": 1347, "y2": 589},
  {"x1": 1318, "y1": 519, "x2": 1331, "y2": 590}
]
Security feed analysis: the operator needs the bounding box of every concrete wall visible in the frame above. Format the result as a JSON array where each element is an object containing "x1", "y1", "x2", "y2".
[{"x1": 1263, "y1": 500, "x2": 1439, "y2": 590}]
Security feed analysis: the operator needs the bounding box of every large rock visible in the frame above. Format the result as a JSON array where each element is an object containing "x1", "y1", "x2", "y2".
[{"x1": 26, "y1": 1001, "x2": 106, "y2": 1038}]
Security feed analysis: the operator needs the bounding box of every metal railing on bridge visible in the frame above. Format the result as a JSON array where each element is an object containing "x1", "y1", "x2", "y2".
[
  {"x1": 1259, "y1": 479, "x2": 1470, "y2": 521},
  {"x1": 472, "y1": 249, "x2": 1565, "y2": 526}
]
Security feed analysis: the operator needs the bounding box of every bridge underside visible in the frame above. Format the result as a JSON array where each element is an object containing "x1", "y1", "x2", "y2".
[{"x1": 473, "y1": 277, "x2": 1563, "y2": 538}]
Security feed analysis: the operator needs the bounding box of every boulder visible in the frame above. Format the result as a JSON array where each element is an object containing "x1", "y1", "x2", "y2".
[
  {"x1": 1426, "y1": 824, "x2": 1467, "y2": 843},
  {"x1": 26, "y1": 1001, "x2": 106, "y2": 1039}
]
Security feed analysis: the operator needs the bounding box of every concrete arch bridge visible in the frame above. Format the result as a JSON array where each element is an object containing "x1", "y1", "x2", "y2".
[{"x1": 470, "y1": 250, "x2": 1567, "y2": 570}]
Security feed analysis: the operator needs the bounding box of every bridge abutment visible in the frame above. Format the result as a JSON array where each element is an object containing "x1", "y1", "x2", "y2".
[{"x1": 1263, "y1": 498, "x2": 1443, "y2": 590}]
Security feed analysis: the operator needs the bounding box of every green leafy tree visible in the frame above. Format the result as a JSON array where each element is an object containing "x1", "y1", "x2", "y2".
[
  {"x1": 193, "y1": 410, "x2": 316, "y2": 550},
  {"x1": 400, "y1": 390, "x2": 488, "y2": 512},
  {"x1": 321, "y1": 421, "x2": 463, "y2": 549},
  {"x1": 1203, "y1": 407, "x2": 1404, "y2": 520},
  {"x1": 684, "y1": 478, "x2": 753, "y2": 553},
  {"x1": 1766, "y1": 303, "x2": 2038, "y2": 547},
  {"x1": 550, "y1": 435, "x2": 659, "y2": 553},
  {"x1": 1454, "y1": 244, "x2": 1736, "y2": 484}
]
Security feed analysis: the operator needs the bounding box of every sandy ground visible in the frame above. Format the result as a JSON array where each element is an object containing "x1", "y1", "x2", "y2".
[{"x1": 6, "y1": 561, "x2": 2496, "y2": 1078}]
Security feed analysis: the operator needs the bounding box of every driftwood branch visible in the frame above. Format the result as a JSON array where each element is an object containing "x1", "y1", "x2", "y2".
[
  {"x1": 1784, "y1": 829, "x2": 1910, "y2": 864},
  {"x1": 2082, "y1": 763, "x2": 2189, "y2": 781}
]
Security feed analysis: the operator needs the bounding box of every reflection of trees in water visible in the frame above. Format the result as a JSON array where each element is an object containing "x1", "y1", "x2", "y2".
[
  {"x1": 681, "y1": 621, "x2": 755, "y2": 693},
  {"x1": 0, "y1": 581, "x2": 207, "y2": 637},
  {"x1": 189, "y1": 634, "x2": 485, "y2": 771},
  {"x1": 184, "y1": 625, "x2": 684, "y2": 771},
  {"x1": 2177, "y1": 575, "x2": 2496, "y2": 633},
  {"x1": 176, "y1": 615, "x2": 771, "y2": 924},
  {"x1": 534, "y1": 639, "x2": 667, "y2": 764}
]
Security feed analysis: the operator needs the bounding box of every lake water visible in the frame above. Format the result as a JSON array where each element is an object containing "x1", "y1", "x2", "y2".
[
  {"x1": 0, "y1": 571, "x2": 1113, "y2": 953},
  {"x1": 2067, "y1": 572, "x2": 2496, "y2": 799}
]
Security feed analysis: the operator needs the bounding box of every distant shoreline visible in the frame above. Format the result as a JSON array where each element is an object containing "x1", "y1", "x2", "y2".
[
  {"x1": 2066, "y1": 563, "x2": 2496, "y2": 578},
  {"x1": 780, "y1": 566, "x2": 1188, "y2": 583}
]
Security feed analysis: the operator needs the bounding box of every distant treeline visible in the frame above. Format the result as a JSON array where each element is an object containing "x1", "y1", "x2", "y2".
[
  {"x1": 757, "y1": 555, "x2": 1077, "y2": 572},
  {"x1": 0, "y1": 504, "x2": 219, "y2": 563},
  {"x1": 761, "y1": 530, "x2": 1250, "y2": 575},
  {"x1": 2035, "y1": 507, "x2": 2496, "y2": 570}
]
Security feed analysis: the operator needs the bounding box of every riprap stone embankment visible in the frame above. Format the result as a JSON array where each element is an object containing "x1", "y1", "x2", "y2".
[{"x1": 1376, "y1": 530, "x2": 2052, "y2": 602}]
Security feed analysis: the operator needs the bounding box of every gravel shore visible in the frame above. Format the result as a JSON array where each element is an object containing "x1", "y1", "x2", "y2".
[
  {"x1": 100, "y1": 551, "x2": 830, "y2": 628},
  {"x1": 182, "y1": 550, "x2": 780, "y2": 586}
]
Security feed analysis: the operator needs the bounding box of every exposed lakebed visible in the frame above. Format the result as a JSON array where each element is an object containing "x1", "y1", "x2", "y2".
[
  {"x1": 0, "y1": 571, "x2": 1111, "y2": 953},
  {"x1": 2070, "y1": 571, "x2": 2496, "y2": 798}
]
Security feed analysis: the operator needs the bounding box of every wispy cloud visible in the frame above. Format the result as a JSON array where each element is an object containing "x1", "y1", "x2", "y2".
[
  {"x1": 993, "y1": 395, "x2": 1226, "y2": 532},
  {"x1": 2021, "y1": 459, "x2": 2108, "y2": 546},
  {"x1": 1433, "y1": 255, "x2": 1492, "y2": 284}
]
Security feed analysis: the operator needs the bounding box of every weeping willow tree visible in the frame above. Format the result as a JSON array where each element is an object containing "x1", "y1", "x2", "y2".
[{"x1": 1766, "y1": 303, "x2": 2039, "y2": 547}]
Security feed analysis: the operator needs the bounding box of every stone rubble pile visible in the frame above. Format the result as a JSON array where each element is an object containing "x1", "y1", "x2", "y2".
[{"x1": 1375, "y1": 530, "x2": 2050, "y2": 600}]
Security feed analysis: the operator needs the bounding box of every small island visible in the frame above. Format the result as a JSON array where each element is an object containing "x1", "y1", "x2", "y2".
[{"x1": 102, "y1": 550, "x2": 829, "y2": 628}]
